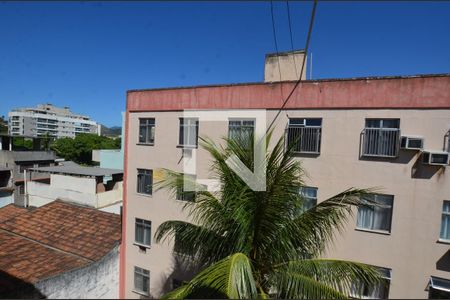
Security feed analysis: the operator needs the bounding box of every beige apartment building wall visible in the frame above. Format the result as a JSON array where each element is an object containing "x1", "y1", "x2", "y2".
[{"x1": 124, "y1": 108, "x2": 450, "y2": 299}]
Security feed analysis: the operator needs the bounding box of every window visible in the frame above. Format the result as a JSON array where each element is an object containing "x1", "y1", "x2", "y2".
[
  {"x1": 440, "y1": 201, "x2": 450, "y2": 241},
  {"x1": 362, "y1": 119, "x2": 400, "y2": 157},
  {"x1": 176, "y1": 174, "x2": 196, "y2": 202},
  {"x1": 139, "y1": 118, "x2": 155, "y2": 144},
  {"x1": 287, "y1": 118, "x2": 322, "y2": 154},
  {"x1": 429, "y1": 277, "x2": 450, "y2": 299},
  {"x1": 134, "y1": 266, "x2": 150, "y2": 295},
  {"x1": 179, "y1": 118, "x2": 199, "y2": 147},
  {"x1": 357, "y1": 194, "x2": 393, "y2": 233},
  {"x1": 351, "y1": 267, "x2": 391, "y2": 299},
  {"x1": 299, "y1": 187, "x2": 317, "y2": 211},
  {"x1": 137, "y1": 169, "x2": 153, "y2": 195},
  {"x1": 135, "y1": 218, "x2": 151, "y2": 246},
  {"x1": 228, "y1": 119, "x2": 254, "y2": 142}
]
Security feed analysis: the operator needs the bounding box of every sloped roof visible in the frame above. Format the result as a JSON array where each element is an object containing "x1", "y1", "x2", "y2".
[
  {"x1": 0, "y1": 204, "x2": 28, "y2": 223},
  {"x1": 0, "y1": 200, "x2": 121, "y2": 289}
]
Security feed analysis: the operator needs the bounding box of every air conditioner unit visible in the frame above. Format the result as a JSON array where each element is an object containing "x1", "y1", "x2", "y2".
[
  {"x1": 400, "y1": 136, "x2": 424, "y2": 150},
  {"x1": 422, "y1": 151, "x2": 449, "y2": 166}
]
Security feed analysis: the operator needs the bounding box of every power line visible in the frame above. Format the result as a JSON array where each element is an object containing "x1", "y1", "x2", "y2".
[
  {"x1": 267, "y1": 0, "x2": 318, "y2": 132},
  {"x1": 286, "y1": 0, "x2": 299, "y2": 78},
  {"x1": 270, "y1": 0, "x2": 283, "y2": 82}
]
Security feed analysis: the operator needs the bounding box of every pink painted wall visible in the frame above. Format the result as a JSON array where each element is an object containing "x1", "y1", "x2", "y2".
[{"x1": 127, "y1": 75, "x2": 450, "y2": 111}]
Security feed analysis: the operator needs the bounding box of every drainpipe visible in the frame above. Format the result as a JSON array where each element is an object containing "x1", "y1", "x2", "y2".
[{"x1": 24, "y1": 169, "x2": 28, "y2": 207}]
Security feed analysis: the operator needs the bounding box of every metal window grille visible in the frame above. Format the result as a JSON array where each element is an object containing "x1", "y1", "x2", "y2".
[{"x1": 287, "y1": 118, "x2": 322, "y2": 154}]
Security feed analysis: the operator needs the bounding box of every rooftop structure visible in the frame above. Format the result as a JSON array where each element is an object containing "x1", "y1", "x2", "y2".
[
  {"x1": 0, "y1": 200, "x2": 121, "y2": 298},
  {"x1": 0, "y1": 135, "x2": 58, "y2": 207},
  {"x1": 27, "y1": 165, "x2": 123, "y2": 214},
  {"x1": 8, "y1": 103, "x2": 100, "y2": 138}
]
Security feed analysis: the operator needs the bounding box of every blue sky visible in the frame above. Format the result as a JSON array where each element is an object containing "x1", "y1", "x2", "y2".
[{"x1": 0, "y1": 1, "x2": 449, "y2": 127}]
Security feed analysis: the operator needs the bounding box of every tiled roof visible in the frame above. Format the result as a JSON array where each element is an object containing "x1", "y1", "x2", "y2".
[
  {"x1": 0, "y1": 204, "x2": 28, "y2": 223},
  {"x1": 0, "y1": 200, "x2": 121, "y2": 288},
  {"x1": 0, "y1": 231, "x2": 88, "y2": 294},
  {"x1": 0, "y1": 200, "x2": 121, "y2": 261}
]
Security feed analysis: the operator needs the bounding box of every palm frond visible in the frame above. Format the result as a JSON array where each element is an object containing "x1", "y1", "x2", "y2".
[
  {"x1": 273, "y1": 258, "x2": 382, "y2": 297},
  {"x1": 162, "y1": 253, "x2": 258, "y2": 299}
]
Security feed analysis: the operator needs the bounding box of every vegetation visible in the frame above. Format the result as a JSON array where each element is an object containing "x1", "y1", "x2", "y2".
[
  {"x1": 155, "y1": 132, "x2": 382, "y2": 299},
  {"x1": 0, "y1": 116, "x2": 8, "y2": 134},
  {"x1": 50, "y1": 133, "x2": 120, "y2": 165}
]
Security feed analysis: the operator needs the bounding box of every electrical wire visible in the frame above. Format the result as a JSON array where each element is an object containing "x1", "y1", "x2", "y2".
[
  {"x1": 270, "y1": 0, "x2": 283, "y2": 82},
  {"x1": 286, "y1": 0, "x2": 299, "y2": 78},
  {"x1": 267, "y1": 0, "x2": 318, "y2": 132}
]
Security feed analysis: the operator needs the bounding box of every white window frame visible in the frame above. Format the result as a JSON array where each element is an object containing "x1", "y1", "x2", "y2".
[
  {"x1": 178, "y1": 118, "x2": 199, "y2": 148},
  {"x1": 440, "y1": 200, "x2": 450, "y2": 242},
  {"x1": 135, "y1": 218, "x2": 152, "y2": 247},
  {"x1": 228, "y1": 118, "x2": 255, "y2": 141},
  {"x1": 351, "y1": 267, "x2": 391, "y2": 299},
  {"x1": 137, "y1": 169, "x2": 153, "y2": 196},
  {"x1": 356, "y1": 194, "x2": 393, "y2": 234},
  {"x1": 138, "y1": 118, "x2": 155, "y2": 145},
  {"x1": 133, "y1": 266, "x2": 150, "y2": 296}
]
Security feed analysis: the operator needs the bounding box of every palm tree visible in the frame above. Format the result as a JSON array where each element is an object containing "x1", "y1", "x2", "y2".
[{"x1": 155, "y1": 132, "x2": 382, "y2": 299}]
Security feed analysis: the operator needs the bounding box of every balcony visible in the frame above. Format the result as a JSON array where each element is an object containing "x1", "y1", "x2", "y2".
[
  {"x1": 286, "y1": 126, "x2": 321, "y2": 154},
  {"x1": 362, "y1": 128, "x2": 400, "y2": 158}
]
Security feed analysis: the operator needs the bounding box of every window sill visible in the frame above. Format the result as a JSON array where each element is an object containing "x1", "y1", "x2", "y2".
[
  {"x1": 134, "y1": 242, "x2": 151, "y2": 249},
  {"x1": 355, "y1": 227, "x2": 391, "y2": 235},
  {"x1": 136, "y1": 192, "x2": 153, "y2": 198},
  {"x1": 136, "y1": 143, "x2": 154, "y2": 146},
  {"x1": 177, "y1": 145, "x2": 198, "y2": 149},
  {"x1": 437, "y1": 239, "x2": 450, "y2": 245},
  {"x1": 132, "y1": 289, "x2": 149, "y2": 297}
]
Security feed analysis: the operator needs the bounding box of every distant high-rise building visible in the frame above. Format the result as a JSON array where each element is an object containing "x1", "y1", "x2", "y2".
[{"x1": 8, "y1": 103, "x2": 100, "y2": 138}]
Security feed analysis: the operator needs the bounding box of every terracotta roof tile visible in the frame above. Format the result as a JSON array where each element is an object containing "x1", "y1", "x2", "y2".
[
  {"x1": 0, "y1": 200, "x2": 121, "y2": 261},
  {"x1": 0, "y1": 200, "x2": 121, "y2": 291},
  {"x1": 0, "y1": 204, "x2": 28, "y2": 223},
  {"x1": 0, "y1": 230, "x2": 88, "y2": 294}
]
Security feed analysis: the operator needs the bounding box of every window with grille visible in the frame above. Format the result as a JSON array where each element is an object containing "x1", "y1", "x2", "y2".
[
  {"x1": 287, "y1": 118, "x2": 322, "y2": 154},
  {"x1": 362, "y1": 119, "x2": 400, "y2": 158},
  {"x1": 228, "y1": 119, "x2": 255, "y2": 142}
]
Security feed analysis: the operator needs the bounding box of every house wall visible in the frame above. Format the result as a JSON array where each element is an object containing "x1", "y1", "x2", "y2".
[
  {"x1": 28, "y1": 174, "x2": 123, "y2": 209},
  {"x1": 36, "y1": 245, "x2": 119, "y2": 299}
]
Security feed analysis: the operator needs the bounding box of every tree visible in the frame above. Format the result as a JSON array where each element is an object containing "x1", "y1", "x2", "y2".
[
  {"x1": 50, "y1": 133, "x2": 120, "y2": 165},
  {"x1": 155, "y1": 132, "x2": 382, "y2": 299}
]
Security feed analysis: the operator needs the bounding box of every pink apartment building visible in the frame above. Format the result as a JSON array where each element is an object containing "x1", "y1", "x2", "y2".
[{"x1": 120, "y1": 53, "x2": 450, "y2": 299}]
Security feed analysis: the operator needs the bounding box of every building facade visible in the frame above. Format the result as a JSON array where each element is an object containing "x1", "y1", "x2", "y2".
[
  {"x1": 27, "y1": 165, "x2": 123, "y2": 214},
  {"x1": 8, "y1": 103, "x2": 100, "y2": 138},
  {"x1": 0, "y1": 135, "x2": 58, "y2": 206},
  {"x1": 120, "y1": 73, "x2": 450, "y2": 299}
]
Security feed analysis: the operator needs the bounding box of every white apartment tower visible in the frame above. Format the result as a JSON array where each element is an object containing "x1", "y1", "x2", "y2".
[{"x1": 8, "y1": 103, "x2": 100, "y2": 138}]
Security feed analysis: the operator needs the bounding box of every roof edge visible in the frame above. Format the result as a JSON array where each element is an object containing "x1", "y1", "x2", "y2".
[{"x1": 126, "y1": 73, "x2": 450, "y2": 94}]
